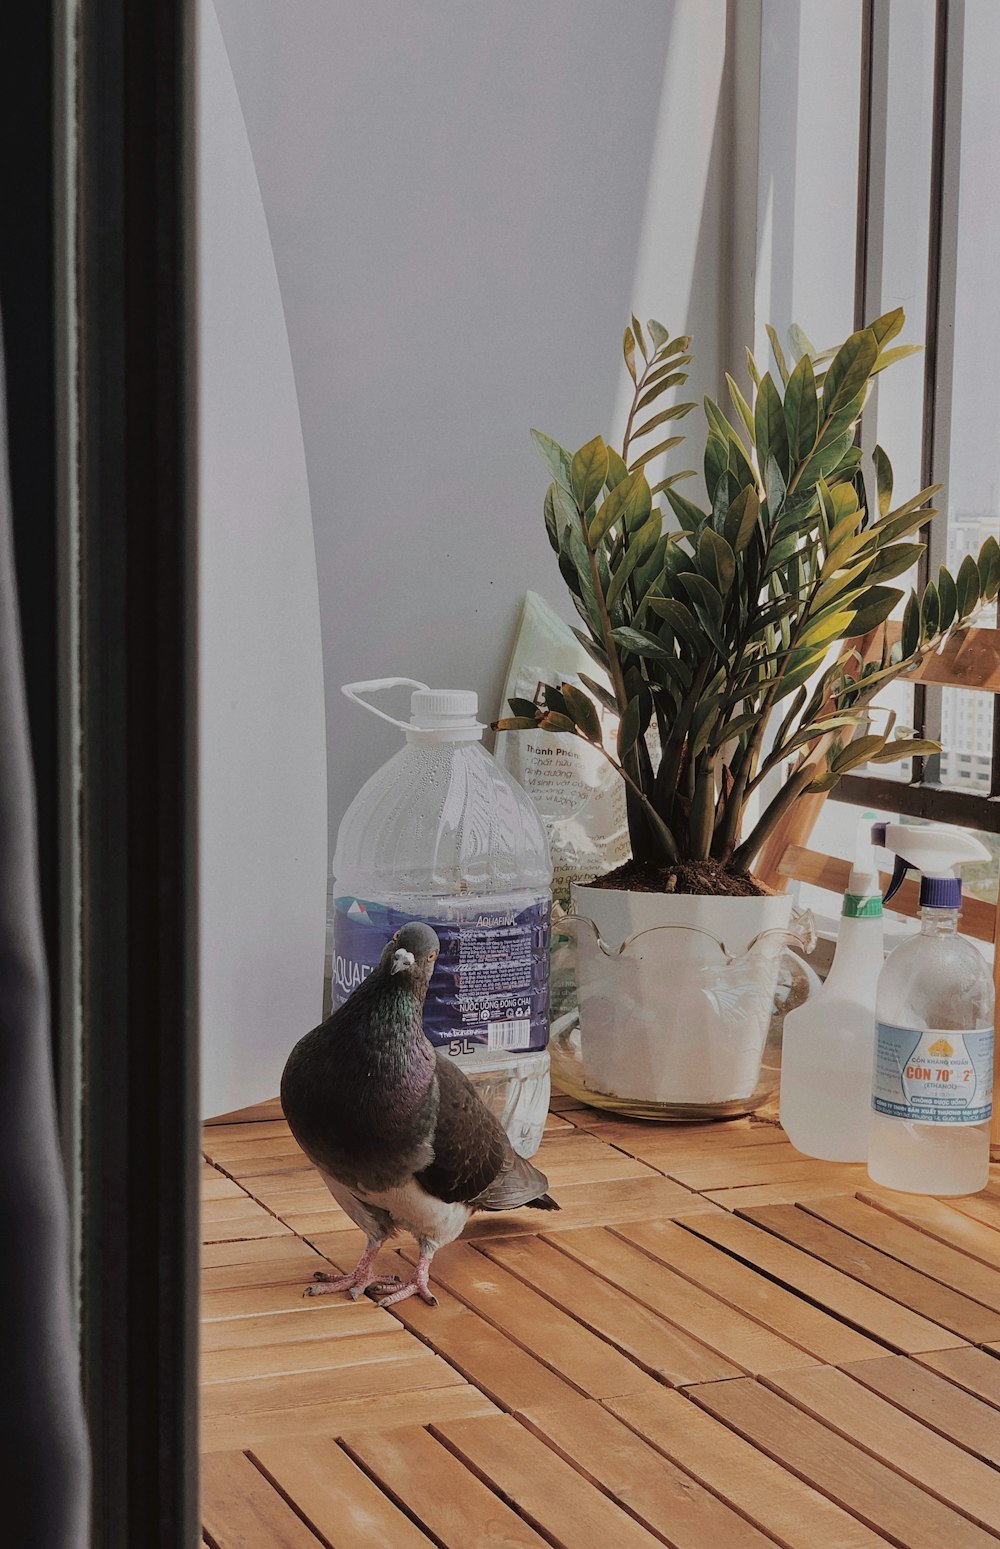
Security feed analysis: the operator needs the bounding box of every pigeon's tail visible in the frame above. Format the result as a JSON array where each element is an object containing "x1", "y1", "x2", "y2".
[{"x1": 527, "y1": 1192, "x2": 560, "y2": 1211}]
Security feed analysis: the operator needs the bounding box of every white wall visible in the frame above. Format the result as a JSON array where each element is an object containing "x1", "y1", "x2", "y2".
[
  {"x1": 199, "y1": 0, "x2": 328, "y2": 1116},
  {"x1": 212, "y1": 0, "x2": 735, "y2": 845}
]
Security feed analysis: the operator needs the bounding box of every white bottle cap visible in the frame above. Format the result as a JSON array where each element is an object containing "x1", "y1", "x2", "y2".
[{"x1": 409, "y1": 688, "x2": 484, "y2": 741}]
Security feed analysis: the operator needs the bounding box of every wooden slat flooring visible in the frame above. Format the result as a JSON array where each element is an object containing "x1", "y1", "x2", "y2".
[{"x1": 201, "y1": 1100, "x2": 1000, "y2": 1549}]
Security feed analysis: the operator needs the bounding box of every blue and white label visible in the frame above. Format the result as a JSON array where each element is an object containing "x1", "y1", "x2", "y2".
[
  {"x1": 872, "y1": 1022, "x2": 994, "y2": 1124},
  {"x1": 332, "y1": 896, "x2": 551, "y2": 1054}
]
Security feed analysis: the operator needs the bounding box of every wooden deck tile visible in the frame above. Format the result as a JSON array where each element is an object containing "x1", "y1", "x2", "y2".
[
  {"x1": 201, "y1": 1451, "x2": 324, "y2": 1547},
  {"x1": 682, "y1": 1208, "x2": 968, "y2": 1351},
  {"x1": 765, "y1": 1363, "x2": 1000, "y2": 1533},
  {"x1": 615, "y1": 1217, "x2": 884, "y2": 1364},
  {"x1": 343, "y1": 1424, "x2": 553, "y2": 1548},
  {"x1": 513, "y1": 1392, "x2": 776, "y2": 1548},
  {"x1": 802, "y1": 1193, "x2": 1000, "y2": 1311},
  {"x1": 741, "y1": 1203, "x2": 1000, "y2": 1341},
  {"x1": 477, "y1": 1232, "x2": 743, "y2": 1385},
  {"x1": 607, "y1": 1387, "x2": 892, "y2": 1549},
  {"x1": 251, "y1": 1437, "x2": 437, "y2": 1548},
  {"x1": 840, "y1": 1353, "x2": 1000, "y2": 1466},
  {"x1": 914, "y1": 1344, "x2": 1000, "y2": 1408},
  {"x1": 200, "y1": 1095, "x2": 1000, "y2": 1542},
  {"x1": 435, "y1": 1412, "x2": 672, "y2": 1549},
  {"x1": 690, "y1": 1376, "x2": 1000, "y2": 1549},
  {"x1": 547, "y1": 1224, "x2": 821, "y2": 1373},
  {"x1": 202, "y1": 1382, "x2": 499, "y2": 1454},
  {"x1": 202, "y1": 1328, "x2": 412, "y2": 1384},
  {"x1": 856, "y1": 1187, "x2": 1000, "y2": 1268}
]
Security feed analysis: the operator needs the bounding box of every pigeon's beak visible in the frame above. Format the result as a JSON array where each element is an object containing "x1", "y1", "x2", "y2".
[{"x1": 390, "y1": 948, "x2": 416, "y2": 975}]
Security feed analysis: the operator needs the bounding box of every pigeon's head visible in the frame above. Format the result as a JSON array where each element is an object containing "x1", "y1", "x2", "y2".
[{"x1": 384, "y1": 922, "x2": 441, "y2": 986}]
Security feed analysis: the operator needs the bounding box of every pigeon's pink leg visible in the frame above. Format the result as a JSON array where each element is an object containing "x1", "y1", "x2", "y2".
[
  {"x1": 303, "y1": 1241, "x2": 395, "y2": 1300},
  {"x1": 367, "y1": 1250, "x2": 438, "y2": 1308}
]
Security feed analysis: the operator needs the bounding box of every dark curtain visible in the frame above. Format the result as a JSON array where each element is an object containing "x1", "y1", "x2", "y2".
[{"x1": 0, "y1": 334, "x2": 90, "y2": 1543}]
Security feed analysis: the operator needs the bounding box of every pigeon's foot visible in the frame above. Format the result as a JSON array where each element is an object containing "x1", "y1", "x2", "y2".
[
  {"x1": 366, "y1": 1252, "x2": 438, "y2": 1308},
  {"x1": 302, "y1": 1243, "x2": 384, "y2": 1299}
]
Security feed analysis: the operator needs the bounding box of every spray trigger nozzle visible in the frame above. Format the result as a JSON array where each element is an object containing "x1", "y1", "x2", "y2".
[{"x1": 884, "y1": 854, "x2": 909, "y2": 905}]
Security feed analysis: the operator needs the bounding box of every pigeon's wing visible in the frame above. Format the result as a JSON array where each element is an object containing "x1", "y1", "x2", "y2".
[{"x1": 415, "y1": 1052, "x2": 555, "y2": 1212}]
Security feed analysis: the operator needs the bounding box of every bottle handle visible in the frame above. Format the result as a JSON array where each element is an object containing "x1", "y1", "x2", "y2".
[{"x1": 341, "y1": 677, "x2": 430, "y2": 730}]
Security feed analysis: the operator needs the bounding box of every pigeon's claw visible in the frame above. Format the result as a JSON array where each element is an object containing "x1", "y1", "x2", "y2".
[
  {"x1": 301, "y1": 1243, "x2": 385, "y2": 1299},
  {"x1": 366, "y1": 1250, "x2": 438, "y2": 1308}
]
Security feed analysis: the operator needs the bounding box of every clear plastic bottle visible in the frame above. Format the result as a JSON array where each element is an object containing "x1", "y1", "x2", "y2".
[
  {"x1": 780, "y1": 830, "x2": 884, "y2": 1161},
  {"x1": 867, "y1": 823, "x2": 994, "y2": 1195},
  {"x1": 331, "y1": 678, "x2": 553, "y2": 1157}
]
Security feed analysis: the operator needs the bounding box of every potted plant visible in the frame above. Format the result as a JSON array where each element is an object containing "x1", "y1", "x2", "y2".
[{"x1": 496, "y1": 309, "x2": 998, "y2": 1111}]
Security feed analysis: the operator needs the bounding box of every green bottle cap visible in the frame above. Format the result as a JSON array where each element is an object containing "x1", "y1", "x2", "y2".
[{"x1": 843, "y1": 892, "x2": 883, "y2": 919}]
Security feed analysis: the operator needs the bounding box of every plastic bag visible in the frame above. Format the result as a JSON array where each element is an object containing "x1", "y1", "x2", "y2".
[{"x1": 493, "y1": 592, "x2": 630, "y2": 907}]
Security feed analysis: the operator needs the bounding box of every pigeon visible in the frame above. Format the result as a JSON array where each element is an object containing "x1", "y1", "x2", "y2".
[{"x1": 280, "y1": 920, "x2": 558, "y2": 1307}]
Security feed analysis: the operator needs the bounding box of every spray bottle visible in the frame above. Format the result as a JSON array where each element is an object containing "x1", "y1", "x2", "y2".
[
  {"x1": 868, "y1": 822, "x2": 994, "y2": 1195},
  {"x1": 780, "y1": 818, "x2": 884, "y2": 1161}
]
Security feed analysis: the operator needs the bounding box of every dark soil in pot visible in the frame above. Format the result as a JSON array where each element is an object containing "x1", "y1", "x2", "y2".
[{"x1": 585, "y1": 857, "x2": 774, "y2": 897}]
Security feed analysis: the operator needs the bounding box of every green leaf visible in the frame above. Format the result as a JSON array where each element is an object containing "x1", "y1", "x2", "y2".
[
  {"x1": 631, "y1": 315, "x2": 648, "y2": 361},
  {"x1": 783, "y1": 352, "x2": 818, "y2": 465},
  {"x1": 589, "y1": 468, "x2": 650, "y2": 545},
  {"x1": 561, "y1": 682, "x2": 603, "y2": 743},
  {"x1": 766, "y1": 324, "x2": 790, "y2": 386},
  {"x1": 647, "y1": 318, "x2": 670, "y2": 350},
  {"x1": 937, "y1": 565, "x2": 957, "y2": 632},
  {"x1": 507, "y1": 696, "x2": 541, "y2": 719},
  {"x1": 901, "y1": 590, "x2": 920, "y2": 657},
  {"x1": 830, "y1": 734, "x2": 887, "y2": 774},
  {"x1": 539, "y1": 711, "x2": 580, "y2": 736},
  {"x1": 495, "y1": 716, "x2": 540, "y2": 731},
  {"x1": 699, "y1": 528, "x2": 736, "y2": 593},
  {"x1": 869, "y1": 307, "x2": 905, "y2": 348},
  {"x1": 746, "y1": 347, "x2": 761, "y2": 389},
  {"x1": 678, "y1": 570, "x2": 723, "y2": 624},
  {"x1": 665, "y1": 487, "x2": 708, "y2": 535},
  {"x1": 632, "y1": 402, "x2": 696, "y2": 442},
  {"x1": 543, "y1": 485, "x2": 560, "y2": 553},
  {"x1": 651, "y1": 470, "x2": 697, "y2": 494},
  {"x1": 868, "y1": 737, "x2": 941, "y2": 764},
  {"x1": 647, "y1": 596, "x2": 701, "y2": 645},
  {"x1": 723, "y1": 486, "x2": 760, "y2": 554},
  {"x1": 578, "y1": 673, "x2": 617, "y2": 715},
  {"x1": 956, "y1": 553, "x2": 981, "y2": 619},
  {"x1": 764, "y1": 452, "x2": 787, "y2": 518},
  {"x1": 822, "y1": 328, "x2": 878, "y2": 418},
  {"x1": 755, "y1": 373, "x2": 790, "y2": 482},
  {"x1": 606, "y1": 515, "x2": 660, "y2": 613},
  {"x1": 726, "y1": 374, "x2": 755, "y2": 441},
  {"x1": 605, "y1": 447, "x2": 629, "y2": 489},
  {"x1": 623, "y1": 328, "x2": 638, "y2": 384},
  {"x1": 871, "y1": 343, "x2": 922, "y2": 375},
  {"x1": 872, "y1": 445, "x2": 893, "y2": 517},
  {"x1": 571, "y1": 436, "x2": 609, "y2": 511},
  {"x1": 979, "y1": 535, "x2": 1000, "y2": 601},
  {"x1": 794, "y1": 431, "x2": 856, "y2": 494},
  {"x1": 704, "y1": 433, "x2": 729, "y2": 503},
  {"x1": 617, "y1": 697, "x2": 641, "y2": 758},
  {"x1": 866, "y1": 541, "x2": 924, "y2": 584},
  {"x1": 848, "y1": 586, "x2": 904, "y2": 635},
  {"x1": 787, "y1": 322, "x2": 817, "y2": 361},
  {"x1": 531, "y1": 429, "x2": 575, "y2": 493},
  {"x1": 633, "y1": 374, "x2": 686, "y2": 414},
  {"x1": 611, "y1": 626, "x2": 674, "y2": 662},
  {"x1": 800, "y1": 610, "x2": 856, "y2": 648},
  {"x1": 628, "y1": 434, "x2": 687, "y2": 472}
]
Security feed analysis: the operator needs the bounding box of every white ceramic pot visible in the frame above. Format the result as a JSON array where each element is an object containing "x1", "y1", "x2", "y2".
[{"x1": 569, "y1": 882, "x2": 793, "y2": 1108}]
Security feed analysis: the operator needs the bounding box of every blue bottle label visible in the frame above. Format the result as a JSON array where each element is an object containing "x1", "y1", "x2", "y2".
[
  {"x1": 332, "y1": 896, "x2": 551, "y2": 1054},
  {"x1": 872, "y1": 1022, "x2": 994, "y2": 1124}
]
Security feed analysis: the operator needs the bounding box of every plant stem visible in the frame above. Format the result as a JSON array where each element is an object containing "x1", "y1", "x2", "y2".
[{"x1": 731, "y1": 762, "x2": 818, "y2": 872}]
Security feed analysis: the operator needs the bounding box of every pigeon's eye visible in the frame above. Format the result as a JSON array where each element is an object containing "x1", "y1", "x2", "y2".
[{"x1": 427, "y1": 950, "x2": 438, "y2": 962}]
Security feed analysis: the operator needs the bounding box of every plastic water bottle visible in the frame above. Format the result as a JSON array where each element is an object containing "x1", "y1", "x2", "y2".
[
  {"x1": 867, "y1": 822, "x2": 994, "y2": 1195},
  {"x1": 780, "y1": 821, "x2": 884, "y2": 1161},
  {"x1": 331, "y1": 677, "x2": 553, "y2": 1157}
]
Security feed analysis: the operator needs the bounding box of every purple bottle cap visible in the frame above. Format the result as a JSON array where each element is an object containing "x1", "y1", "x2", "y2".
[{"x1": 920, "y1": 874, "x2": 962, "y2": 909}]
